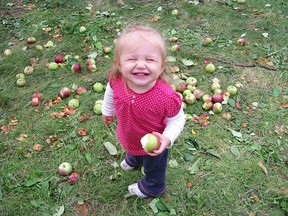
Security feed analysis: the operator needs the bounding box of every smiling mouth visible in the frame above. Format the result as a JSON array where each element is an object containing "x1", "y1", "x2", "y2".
[{"x1": 132, "y1": 72, "x2": 149, "y2": 76}]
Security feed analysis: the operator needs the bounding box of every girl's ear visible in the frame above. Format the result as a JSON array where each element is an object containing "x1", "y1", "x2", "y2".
[{"x1": 161, "y1": 59, "x2": 168, "y2": 72}]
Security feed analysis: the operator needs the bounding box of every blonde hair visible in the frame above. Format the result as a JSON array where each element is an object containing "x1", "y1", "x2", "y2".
[{"x1": 109, "y1": 23, "x2": 171, "y2": 83}]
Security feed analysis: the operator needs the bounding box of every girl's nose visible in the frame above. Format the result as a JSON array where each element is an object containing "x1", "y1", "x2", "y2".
[{"x1": 136, "y1": 60, "x2": 146, "y2": 69}]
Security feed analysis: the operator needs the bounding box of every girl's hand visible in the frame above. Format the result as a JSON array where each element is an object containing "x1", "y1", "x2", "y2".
[
  {"x1": 147, "y1": 132, "x2": 171, "y2": 157},
  {"x1": 102, "y1": 115, "x2": 114, "y2": 125}
]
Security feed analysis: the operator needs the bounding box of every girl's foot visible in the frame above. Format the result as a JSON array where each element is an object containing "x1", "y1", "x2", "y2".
[
  {"x1": 120, "y1": 160, "x2": 135, "y2": 171},
  {"x1": 128, "y1": 183, "x2": 148, "y2": 198}
]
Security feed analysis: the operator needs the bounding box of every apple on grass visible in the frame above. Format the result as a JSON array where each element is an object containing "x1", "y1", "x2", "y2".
[
  {"x1": 79, "y1": 26, "x2": 86, "y2": 33},
  {"x1": 4, "y1": 49, "x2": 12, "y2": 56},
  {"x1": 35, "y1": 45, "x2": 44, "y2": 51},
  {"x1": 186, "y1": 77, "x2": 197, "y2": 86},
  {"x1": 185, "y1": 94, "x2": 197, "y2": 104},
  {"x1": 93, "y1": 82, "x2": 104, "y2": 92},
  {"x1": 170, "y1": 44, "x2": 181, "y2": 52},
  {"x1": 75, "y1": 86, "x2": 87, "y2": 95},
  {"x1": 141, "y1": 133, "x2": 159, "y2": 152},
  {"x1": 194, "y1": 89, "x2": 204, "y2": 99},
  {"x1": 58, "y1": 162, "x2": 73, "y2": 176},
  {"x1": 203, "y1": 37, "x2": 213, "y2": 46},
  {"x1": 71, "y1": 63, "x2": 81, "y2": 73},
  {"x1": 87, "y1": 64, "x2": 97, "y2": 72},
  {"x1": 16, "y1": 73, "x2": 25, "y2": 79},
  {"x1": 68, "y1": 99, "x2": 79, "y2": 108},
  {"x1": 102, "y1": 46, "x2": 112, "y2": 54},
  {"x1": 16, "y1": 78, "x2": 26, "y2": 87},
  {"x1": 31, "y1": 97, "x2": 40, "y2": 107},
  {"x1": 226, "y1": 86, "x2": 238, "y2": 96},
  {"x1": 237, "y1": 38, "x2": 246, "y2": 46},
  {"x1": 59, "y1": 87, "x2": 71, "y2": 98},
  {"x1": 48, "y1": 62, "x2": 58, "y2": 70},
  {"x1": 94, "y1": 103, "x2": 102, "y2": 115},
  {"x1": 27, "y1": 37, "x2": 36, "y2": 44},
  {"x1": 24, "y1": 66, "x2": 34, "y2": 75},
  {"x1": 54, "y1": 55, "x2": 64, "y2": 63},
  {"x1": 67, "y1": 172, "x2": 80, "y2": 184},
  {"x1": 171, "y1": 9, "x2": 179, "y2": 16},
  {"x1": 202, "y1": 101, "x2": 213, "y2": 110},
  {"x1": 213, "y1": 102, "x2": 223, "y2": 114},
  {"x1": 86, "y1": 58, "x2": 96, "y2": 65},
  {"x1": 211, "y1": 82, "x2": 221, "y2": 91},
  {"x1": 205, "y1": 63, "x2": 216, "y2": 73},
  {"x1": 32, "y1": 92, "x2": 43, "y2": 100},
  {"x1": 202, "y1": 94, "x2": 212, "y2": 102}
]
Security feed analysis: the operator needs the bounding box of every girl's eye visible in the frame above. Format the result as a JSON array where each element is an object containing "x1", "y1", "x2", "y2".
[
  {"x1": 146, "y1": 59, "x2": 155, "y2": 62},
  {"x1": 127, "y1": 59, "x2": 136, "y2": 61}
]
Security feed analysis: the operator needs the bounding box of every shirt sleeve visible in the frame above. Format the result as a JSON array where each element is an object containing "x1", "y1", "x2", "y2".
[
  {"x1": 162, "y1": 107, "x2": 186, "y2": 148},
  {"x1": 101, "y1": 82, "x2": 115, "y2": 116}
]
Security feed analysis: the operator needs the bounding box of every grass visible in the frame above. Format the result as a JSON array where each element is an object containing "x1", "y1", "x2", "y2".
[{"x1": 1, "y1": 0, "x2": 288, "y2": 215}]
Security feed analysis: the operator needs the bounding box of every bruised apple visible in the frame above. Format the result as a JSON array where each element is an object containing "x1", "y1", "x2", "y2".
[{"x1": 141, "y1": 133, "x2": 159, "y2": 152}]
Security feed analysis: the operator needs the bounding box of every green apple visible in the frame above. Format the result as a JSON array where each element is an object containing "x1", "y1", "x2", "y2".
[
  {"x1": 141, "y1": 133, "x2": 159, "y2": 152},
  {"x1": 93, "y1": 103, "x2": 102, "y2": 115},
  {"x1": 79, "y1": 26, "x2": 86, "y2": 33},
  {"x1": 24, "y1": 66, "x2": 34, "y2": 75},
  {"x1": 58, "y1": 162, "x2": 73, "y2": 176},
  {"x1": 4, "y1": 48, "x2": 12, "y2": 56},
  {"x1": 16, "y1": 78, "x2": 26, "y2": 87},
  {"x1": 171, "y1": 9, "x2": 179, "y2": 16},
  {"x1": 205, "y1": 63, "x2": 216, "y2": 73},
  {"x1": 16, "y1": 73, "x2": 25, "y2": 79},
  {"x1": 48, "y1": 62, "x2": 58, "y2": 70},
  {"x1": 226, "y1": 86, "x2": 238, "y2": 96},
  {"x1": 68, "y1": 99, "x2": 79, "y2": 108},
  {"x1": 93, "y1": 82, "x2": 104, "y2": 92}
]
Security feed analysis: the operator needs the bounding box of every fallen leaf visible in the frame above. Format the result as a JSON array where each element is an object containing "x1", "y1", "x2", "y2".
[
  {"x1": 16, "y1": 134, "x2": 27, "y2": 142},
  {"x1": 78, "y1": 128, "x2": 88, "y2": 136},
  {"x1": 33, "y1": 144, "x2": 43, "y2": 151},
  {"x1": 262, "y1": 33, "x2": 269, "y2": 38},
  {"x1": 74, "y1": 203, "x2": 90, "y2": 216},
  {"x1": 103, "y1": 142, "x2": 117, "y2": 156},
  {"x1": 258, "y1": 161, "x2": 268, "y2": 175}
]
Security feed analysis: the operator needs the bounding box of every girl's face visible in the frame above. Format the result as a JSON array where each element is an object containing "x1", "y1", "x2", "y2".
[{"x1": 118, "y1": 36, "x2": 165, "y2": 93}]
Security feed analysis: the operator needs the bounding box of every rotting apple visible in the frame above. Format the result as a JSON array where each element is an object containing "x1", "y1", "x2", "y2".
[
  {"x1": 54, "y1": 55, "x2": 64, "y2": 63},
  {"x1": 205, "y1": 63, "x2": 216, "y2": 73},
  {"x1": 58, "y1": 162, "x2": 73, "y2": 176},
  {"x1": 75, "y1": 86, "x2": 87, "y2": 95},
  {"x1": 71, "y1": 63, "x2": 81, "y2": 73},
  {"x1": 4, "y1": 48, "x2": 12, "y2": 56},
  {"x1": 226, "y1": 86, "x2": 238, "y2": 96},
  {"x1": 24, "y1": 66, "x2": 34, "y2": 75},
  {"x1": 67, "y1": 172, "x2": 80, "y2": 184},
  {"x1": 171, "y1": 9, "x2": 179, "y2": 16},
  {"x1": 48, "y1": 62, "x2": 58, "y2": 70},
  {"x1": 59, "y1": 87, "x2": 71, "y2": 98},
  {"x1": 27, "y1": 37, "x2": 36, "y2": 44},
  {"x1": 213, "y1": 102, "x2": 223, "y2": 114},
  {"x1": 92, "y1": 82, "x2": 104, "y2": 92},
  {"x1": 141, "y1": 133, "x2": 159, "y2": 152},
  {"x1": 68, "y1": 99, "x2": 79, "y2": 108}
]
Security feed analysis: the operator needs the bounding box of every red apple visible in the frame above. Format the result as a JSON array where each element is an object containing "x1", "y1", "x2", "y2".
[
  {"x1": 27, "y1": 37, "x2": 36, "y2": 44},
  {"x1": 54, "y1": 55, "x2": 64, "y2": 63},
  {"x1": 31, "y1": 97, "x2": 40, "y2": 107},
  {"x1": 202, "y1": 94, "x2": 212, "y2": 102},
  {"x1": 67, "y1": 172, "x2": 80, "y2": 184},
  {"x1": 87, "y1": 64, "x2": 97, "y2": 72},
  {"x1": 202, "y1": 101, "x2": 213, "y2": 110},
  {"x1": 86, "y1": 58, "x2": 96, "y2": 65},
  {"x1": 212, "y1": 94, "x2": 223, "y2": 103},
  {"x1": 185, "y1": 94, "x2": 197, "y2": 104},
  {"x1": 71, "y1": 63, "x2": 81, "y2": 73},
  {"x1": 170, "y1": 44, "x2": 181, "y2": 52},
  {"x1": 59, "y1": 87, "x2": 71, "y2": 98},
  {"x1": 32, "y1": 92, "x2": 43, "y2": 100},
  {"x1": 75, "y1": 86, "x2": 87, "y2": 95},
  {"x1": 194, "y1": 89, "x2": 204, "y2": 99},
  {"x1": 102, "y1": 46, "x2": 112, "y2": 54},
  {"x1": 237, "y1": 38, "x2": 246, "y2": 46}
]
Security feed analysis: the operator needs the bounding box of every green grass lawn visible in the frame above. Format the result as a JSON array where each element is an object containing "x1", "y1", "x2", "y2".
[{"x1": 1, "y1": 0, "x2": 288, "y2": 215}]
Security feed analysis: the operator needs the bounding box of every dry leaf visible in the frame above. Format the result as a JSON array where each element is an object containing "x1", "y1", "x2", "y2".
[
  {"x1": 78, "y1": 128, "x2": 88, "y2": 136},
  {"x1": 33, "y1": 144, "x2": 43, "y2": 151},
  {"x1": 9, "y1": 118, "x2": 19, "y2": 126},
  {"x1": 258, "y1": 161, "x2": 268, "y2": 175},
  {"x1": 74, "y1": 203, "x2": 90, "y2": 216},
  {"x1": 16, "y1": 134, "x2": 27, "y2": 142}
]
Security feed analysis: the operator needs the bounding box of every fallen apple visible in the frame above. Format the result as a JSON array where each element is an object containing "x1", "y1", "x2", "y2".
[
  {"x1": 186, "y1": 77, "x2": 197, "y2": 86},
  {"x1": 236, "y1": 38, "x2": 246, "y2": 46},
  {"x1": 75, "y1": 86, "x2": 87, "y2": 95},
  {"x1": 87, "y1": 64, "x2": 97, "y2": 72},
  {"x1": 185, "y1": 94, "x2": 197, "y2": 104},
  {"x1": 58, "y1": 162, "x2": 73, "y2": 176},
  {"x1": 16, "y1": 78, "x2": 26, "y2": 87},
  {"x1": 183, "y1": 89, "x2": 192, "y2": 97},
  {"x1": 24, "y1": 66, "x2": 34, "y2": 75},
  {"x1": 194, "y1": 89, "x2": 204, "y2": 99},
  {"x1": 44, "y1": 40, "x2": 54, "y2": 48},
  {"x1": 211, "y1": 82, "x2": 221, "y2": 91},
  {"x1": 171, "y1": 9, "x2": 179, "y2": 16},
  {"x1": 59, "y1": 87, "x2": 71, "y2": 98},
  {"x1": 212, "y1": 94, "x2": 223, "y2": 103},
  {"x1": 186, "y1": 85, "x2": 197, "y2": 92},
  {"x1": 71, "y1": 63, "x2": 81, "y2": 73},
  {"x1": 93, "y1": 103, "x2": 102, "y2": 115},
  {"x1": 203, "y1": 37, "x2": 213, "y2": 46},
  {"x1": 213, "y1": 102, "x2": 223, "y2": 114},
  {"x1": 54, "y1": 54, "x2": 64, "y2": 63},
  {"x1": 32, "y1": 92, "x2": 43, "y2": 100},
  {"x1": 205, "y1": 63, "x2": 216, "y2": 73},
  {"x1": 202, "y1": 101, "x2": 213, "y2": 110},
  {"x1": 67, "y1": 172, "x2": 80, "y2": 184},
  {"x1": 48, "y1": 62, "x2": 58, "y2": 70},
  {"x1": 27, "y1": 37, "x2": 36, "y2": 44},
  {"x1": 86, "y1": 58, "x2": 96, "y2": 65},
  {"x1": 202, "y1": 94, "x2": 212, "y2": 102},
  {"x1": 16, "y1": 73, "x2": 25, "y2": 79},
  {"x1": 35, "y1": 45, "x2": 44, "y2": 51},
  {"x1": 68, "y1": 99, "x2": 79, "y2": 108},
  {"x1": 141, "y1": 133, "x2": 159, "y2": 152},
  {"x1": 103, "y1": 46, "x2": 112, "y2": 54},
  {"x1": 79, "y1": 26, "x2": 86, "y2": 33},
  {"x1": 31, "y1": 97, "x2": 40, "y2": 107},
  {"x1": 4, "y1": 48, "x2": 12, "y2": 56},
  {"x1": 170, "y1": 44, "x2": 181, "y2": 52},
  {"x1": 64, "y1": 54, "x2": 72, "y2": 61},
  {"x1": 175, "y1": 79, "x2": 186, "y2": 92},
  {"x1": 226, "y1": 86, "x2": 238, "y2": 96},
  {"x1": 237, "y1": 0, "x2": 245, "y2": 3},
  {"x1": 92, "y1": 82, "x2": 104, "y2": 92}
]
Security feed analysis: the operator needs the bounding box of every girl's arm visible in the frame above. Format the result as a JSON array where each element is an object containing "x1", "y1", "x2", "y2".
[{"x1": 101, "y1": 83, "x2": 115, "y2": 124}]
